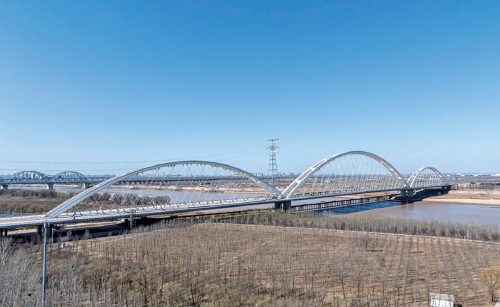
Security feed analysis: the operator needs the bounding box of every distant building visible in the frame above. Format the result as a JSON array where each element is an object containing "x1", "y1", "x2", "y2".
[{"x1": 429, "y1": 293, "x2": 454, "y2": 307}]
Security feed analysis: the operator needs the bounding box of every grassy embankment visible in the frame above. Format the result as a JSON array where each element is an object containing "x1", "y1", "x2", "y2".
[{"x1": 0, "y1": 189, "x2": 72, "y2": 214}]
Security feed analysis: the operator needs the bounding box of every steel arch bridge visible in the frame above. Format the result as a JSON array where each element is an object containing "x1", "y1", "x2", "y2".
[
  {"x1": 0, "y1": 171, "x2": 111, "y2": 189},
  {"x1": 53, "y1": 171, "x2": 87, "y2": 183},
  {"x1": 8, "y1": 171, "x2": 48, "y2": 184},
  {"x1": 45, "y1": 160, "x2": 283, "y2": 219},
  {"x1": 407, "y1": 167, "x2": 446, "y2": 189},
  {"x1": 282, "y1": 151, "x2": 407, "y2": 199},
  {"x1": 0, "y1": 151, "x2": 450, "y2": 229}
]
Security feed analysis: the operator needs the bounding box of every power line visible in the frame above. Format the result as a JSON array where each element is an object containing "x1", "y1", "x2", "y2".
[
  {"x1": 0, "y1": 147, "x2": 266, "y2": 165},
  {"x1": 0, "y1": 147, "x2": 269, "y2": 173},
  {"x1": 0, "y1": 168, "x2": 132, "y2": 173}
]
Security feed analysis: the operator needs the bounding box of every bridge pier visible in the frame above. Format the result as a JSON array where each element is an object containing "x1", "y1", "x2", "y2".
[
  {"x1": 408, "y1": 189, "x2": 414, "y2": 197},
  {"x1": 437, "y1": 186, "x2": 451, "y2": 196},
  {"x1": 129, "y1": 209, "x2": 136, "y2": 230},
  {"x1": 1, "y1": 184, "x2": 8, "y2": 190},
  {"x1": 400, "y1": 189, "x2": 415, "y2": 198},
  {"x1": 0, "y1": 229, "x2": 7, "y2": 237},
  {"x1": 82, "y1": 182, "x2": 91, "y2": 189},
  {"x1": 37, "y1": 224, "x2": 55, "y2": 243},
  {"x1": 46, "y1": 183, "x2": 54, "y2": 190},
  {"x1": 274, "y1": 200, "x2": 291, "y2": 212}
]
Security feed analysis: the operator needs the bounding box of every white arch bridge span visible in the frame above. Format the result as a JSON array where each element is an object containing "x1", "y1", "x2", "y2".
[{"x1": 0, "y1": 151, "x2": 450, "y2": 230}]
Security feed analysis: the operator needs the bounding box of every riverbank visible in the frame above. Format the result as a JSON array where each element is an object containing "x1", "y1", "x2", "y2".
[
  {"x1": 424, "y1": 197, "x2": 500, "y2": 206},
  {"x1": 425, "y1": 189, "x2": 500, "y2": 206}
]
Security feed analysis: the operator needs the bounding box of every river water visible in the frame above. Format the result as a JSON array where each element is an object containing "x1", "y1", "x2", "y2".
[
  {"x1": 314, "y1": 200, "x2": 500, "y2": 228},
  {"x1": 355, "y1": 202, "x2": 500, "y2": 226},
  {"x1": 5, "y1": 186, "x2": 500, "y2": 228}
]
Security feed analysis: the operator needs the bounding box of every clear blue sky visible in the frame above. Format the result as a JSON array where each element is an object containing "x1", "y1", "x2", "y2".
[{"x1": 1, "y1": 1, "x2": 499, "y2": 175}]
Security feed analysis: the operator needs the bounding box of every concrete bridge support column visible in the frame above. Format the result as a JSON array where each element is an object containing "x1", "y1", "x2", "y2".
[
  {"x1": 46, "y1": 183, "x2": 54, "y2": 190},
  {"x1": 438, "y1": 187, "x2": 450, "y2": 196},
  {"x1": 274, "y1": 200, "x2": 291, "y2": 212},
  {"x1": 37, "y1": 224, "x2": 54, "y2": 244},
  {"x1": 1, "y1": 184, "x2": 8, "y2": 190},
  {"x1": 407, "y1": 189, "x2": 414, "y2": 198},
  {"x1": 400, "y1": 189, "x2": 415, "y2": 198},
  {"x1": 83, "y1": 182, "x2": 91, "y2": 189},
  {"x1": 0, "y1": 229, "x2": 7, "y2": 237}
]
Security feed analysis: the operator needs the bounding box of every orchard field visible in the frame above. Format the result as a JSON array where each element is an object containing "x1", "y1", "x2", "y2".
[{"x1": 2, "y1": 213, "x2": 500, "y2": 306}]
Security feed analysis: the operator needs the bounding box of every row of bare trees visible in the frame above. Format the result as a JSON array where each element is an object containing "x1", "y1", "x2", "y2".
[
  {"x1": 0, "y1": 189, "x2": 58, "y2": 199},
  {"x1": 0, "y1": 203, "x2": 49, "y2": 214},
  {"x1": 84, "y1": 192, "x2": 171, "y2": 207},
  {"x1": 225, "y1": 212, "x2": 500, "y2": 242},
  {"x1": 0, "y1": 239, "x2": 41, "y2": 307},
  {"x1": 0, "y1": 189, "x2": 62, "y2": 214},
  {"x1": 0, "y1": 192, "x2": 172, "y2": 214},
  {"x1": 1, "y1": 214, "x2": 500, "y2": 306}
]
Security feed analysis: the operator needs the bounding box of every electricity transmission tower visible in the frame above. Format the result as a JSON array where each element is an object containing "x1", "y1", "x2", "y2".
[{"x1": 267, "y1": 138, "x2": 279, "y2": 186}]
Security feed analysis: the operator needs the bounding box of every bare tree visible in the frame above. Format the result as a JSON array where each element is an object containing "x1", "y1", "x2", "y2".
[{"x1": 481, "y1": 268, "x2": 500, "y2": 302}]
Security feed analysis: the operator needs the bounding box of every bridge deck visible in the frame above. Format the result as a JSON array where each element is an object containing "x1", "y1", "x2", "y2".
[{"x1": 0, "y1": 185, "x2": 451, "y2": 230}]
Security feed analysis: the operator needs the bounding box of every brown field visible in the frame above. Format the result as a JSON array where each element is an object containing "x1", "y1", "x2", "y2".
[
  {"x1": 0, "y1": 198, "x2": 66, "y2": 215},
  {"x1": 37, "y1": 220, "x2": 500, "y2": 307},
  {"x1": 0, "y1": 190, "x2": 71, "y2": 214}
]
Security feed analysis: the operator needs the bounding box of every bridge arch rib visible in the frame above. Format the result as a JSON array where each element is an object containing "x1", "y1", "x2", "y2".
[
  {"x1": 407, "y1": 167, "x2": 446, "y2": 188},
  {"x1": 9, "y1": 171, "x2": 47, "y2": 182},
  {"x1": 45, "y1": 160, "x2": 283, "y2": 219},
  {"x1": 282, "y1": 151, "x2": 408, "y2": 198},
  {"x1": 54, "y1": 171, "x2": 88, "y2": 181}
]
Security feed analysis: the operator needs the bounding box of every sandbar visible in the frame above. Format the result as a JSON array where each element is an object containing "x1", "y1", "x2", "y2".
[{"x1": 423, "y1": 197, "x2": 500, "y2": 206}]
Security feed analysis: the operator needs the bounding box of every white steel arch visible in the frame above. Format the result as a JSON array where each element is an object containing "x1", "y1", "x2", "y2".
[
  {"x1": 407, "y1": 167, "x2": 446, "y2": 188},
  {"x1": 45, "y1": 160, "x2": 283, "y2": 218},
  {"x1": 282, "y1": 151, "x2": 408, "y2": 198}
]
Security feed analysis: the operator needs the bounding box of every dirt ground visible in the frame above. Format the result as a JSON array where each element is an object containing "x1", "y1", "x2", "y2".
[{"x1": 64, "y1": 222, "x2": 500, "y2": 306}]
